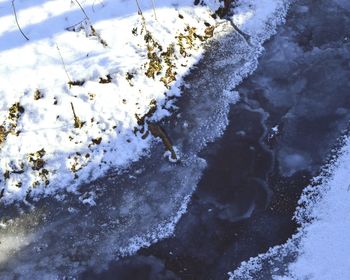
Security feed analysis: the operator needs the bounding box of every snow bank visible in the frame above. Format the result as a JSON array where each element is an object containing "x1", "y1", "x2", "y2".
[
  {"x1": 286, "y1": 137, "x2": 350, "y2": 278},
  {"x1": 0, "y1": 0, "x2": 292, "y2": 205},
  {"x1": 0, "y1": 0, "x2": 224, "y2": 203}
]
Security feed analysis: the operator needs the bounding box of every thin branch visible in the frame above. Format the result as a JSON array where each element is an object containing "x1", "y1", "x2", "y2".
[
  {"x1": 73, "y1": 0, "x2": 108, "y2": 47},
  {"x1": 92, "y1": 0, "x2": 97, "y2": 13},
  {"x1": 65, "y1": 19, "x2": 86, "y2": 31},
  {"x1": 56, "y1": 44, "x2": 72, "y2": 83},
  {"x1": 135, "y1": 0, "x2": 143, "y2": 15},
  {"x1": 11, "y1": 0, "x2": 29, "y2": 41},
  {"x1": 74, "y1": 0, "x2": 90, "y2": 22},
  {"x1": 70, "y1": 102, "x2": 78, "y2": 122},
  {"x1": 151, "y1": 0, "x2": 157, "y2": 20}
]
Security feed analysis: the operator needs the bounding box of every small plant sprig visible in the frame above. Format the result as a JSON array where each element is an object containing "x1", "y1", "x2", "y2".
[
  {"x1": 70, "y1": 102, "x2": 85, "y2": 128},
  {"x1": 0, "y1": 102, "x2": 25, "y2": 147}
]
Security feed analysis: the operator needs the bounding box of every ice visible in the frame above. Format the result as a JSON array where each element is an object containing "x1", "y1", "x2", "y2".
[
  {"x1": 280, "y1": 152, "x2": 311, "y2": 177},
  {"x1": 236, "y1": 0, "x2": 350, "y2": 177}
]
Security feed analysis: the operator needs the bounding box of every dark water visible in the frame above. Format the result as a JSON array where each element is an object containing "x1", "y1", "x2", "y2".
[{"x1": 81, "y1": 0, "x2": 350, "y2": 279}]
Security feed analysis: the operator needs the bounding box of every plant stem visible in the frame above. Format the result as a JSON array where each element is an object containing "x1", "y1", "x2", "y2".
[
  {"x1": 151, "y1": 0, "x2": 157, "y2": 20},
  {"x1": 56, "y1": 44, "x2": 72, "y2": 83},
  {"x1": 12, "y1": 0, "x2": 29, "y2": 41}
]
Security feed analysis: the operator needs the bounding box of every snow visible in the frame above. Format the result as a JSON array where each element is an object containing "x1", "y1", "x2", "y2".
[
  {"x1": 285, "y1": 136, "x2": 350, "y2": 280},
  {"x1": 233, "y1": 0, "x2": 285, "y2": 44},
  {"x1": 0, "y1": 0, "x2": 224, "y2": 204}
]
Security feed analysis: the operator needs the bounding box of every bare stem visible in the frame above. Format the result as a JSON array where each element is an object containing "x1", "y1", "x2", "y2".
[
  {"x1": 56, "y1": 44, "x2": 72, "y2": 83},
  {"x1": 11, "y1": 0, "x2": 29, "y2": 41},
  {"x1": 71, "y1": 102, "x2": 77, "y2": 120},
  {"x1": 135, "y1": 0, "x2": 143, "y2": 15},
  {"x1": 65, "y1": 19, "x2": 85, "y2": 31},
  {"x1": 74, "y1": 0, "x2": 90, "y2": 22},
  {"x1": 70, "y1": 102, "x2": 84, "y2": 128},
  {"x1": 151, "y1": 0, "x2": 157, "y2": 20}
]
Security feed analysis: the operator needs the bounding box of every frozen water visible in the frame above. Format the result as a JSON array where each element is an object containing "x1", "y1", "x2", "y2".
[{"x1": 238, "y1": 0, "x2": 350, "y2": 177}]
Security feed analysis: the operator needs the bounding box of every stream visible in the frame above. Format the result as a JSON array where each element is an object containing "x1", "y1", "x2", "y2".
[{"x1": 1, "y1": 0, "x2": 350, "y2": 279}]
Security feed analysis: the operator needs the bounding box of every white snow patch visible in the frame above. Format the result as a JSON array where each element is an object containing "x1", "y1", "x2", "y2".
[
  {"x1": 286, "y1": 137, "x2": 350, "y2": 280},
  {"x1": 233, "y1": 0, "x2": 283, "y2": 40}
]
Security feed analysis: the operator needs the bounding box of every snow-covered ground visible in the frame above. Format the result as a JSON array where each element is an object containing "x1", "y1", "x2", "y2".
[
  {"x1": 0, "y1": 0, "x2": 228, "y2": 203},
  {"x1": 0, "y1": 0, "x2": 292, "y2": 205}
]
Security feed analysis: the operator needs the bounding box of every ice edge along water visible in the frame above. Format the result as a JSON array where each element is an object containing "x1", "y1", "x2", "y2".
[{"x1": 229, "y1": 133, "x2": 350, "y2": 280}]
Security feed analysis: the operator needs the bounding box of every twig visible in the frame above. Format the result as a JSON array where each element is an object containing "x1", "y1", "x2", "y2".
[
  {"x1": 228, "y1": 19, "x2": 252, "y2": 46},
  {"x1": 74, "y1": 0, "x2": 90, "y2": 22},
  {"x1": 135, "y1": 0, "x2": 143, "y2": 15},
  {"x1": 92, "y1": 0, "x2": 97, "y2": 13},
  {"x1": 65, "y1": 19, "x2": 86, "y2": 31},
  {"x1": 70, "y1": 102, "x2": 78, "y2": 123},
  {"x1": 151, "y1": 0, "x2": 157, "y2": 20},
  {"x1": 11, "y1": 0, "x2": 29, "y2": 41},
  {"x1": 92, "y1": 0, "x2": 104, "y2": 13},
  {"x1": 56, "y1": 44, "x2": 72, "y2": 83},
  {"x1": 73, "y1": 0, "x2": 108, "y2": 47}
]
